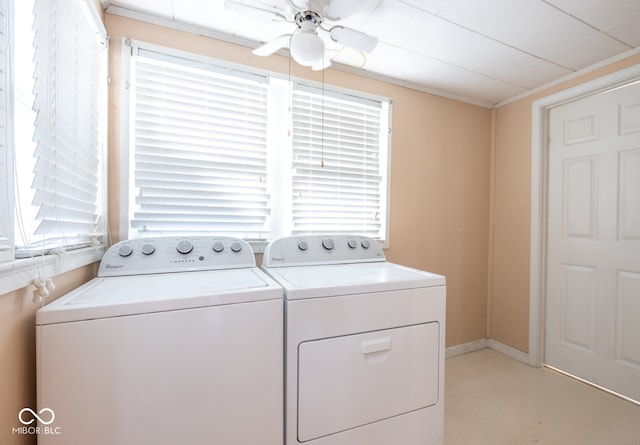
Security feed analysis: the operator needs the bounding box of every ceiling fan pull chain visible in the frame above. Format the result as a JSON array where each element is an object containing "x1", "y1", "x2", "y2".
[{"x1": 321, "y1": 67, "x2": 325, "y2": 168}]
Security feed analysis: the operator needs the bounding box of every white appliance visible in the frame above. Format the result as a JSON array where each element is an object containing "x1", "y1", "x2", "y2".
[
  {"x1": 36, "y1": 236, "x2": 283, "y2": 445},
  {"x1": 262, "y1": 235, "x2": 446, "y2": 445}
]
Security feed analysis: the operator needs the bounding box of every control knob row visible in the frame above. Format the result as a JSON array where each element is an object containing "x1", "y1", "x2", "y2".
[
  {"x1": 118, "y1": 244, "x2": 155, "y2": 257},
  {"x1": 178, "y1": 239, "x2": 243, "y2": 254},
  {"x1": 297, "y1": 238, "x2": 372, "y2": 251},
  {"x1": 117, "y1": 240, "x2": 243, "y2": 257}
]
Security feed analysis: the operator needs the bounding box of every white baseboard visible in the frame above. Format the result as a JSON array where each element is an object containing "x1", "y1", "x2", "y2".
[
  {"x1": 445, "y1": 338, "x2": 488, "y2": 358},
  {"x1": 445, "y1": 338, "x2": 531, "y2": 366},
  {"x1": 487, "y1": 338, "x2": 530, "y2": 365}
]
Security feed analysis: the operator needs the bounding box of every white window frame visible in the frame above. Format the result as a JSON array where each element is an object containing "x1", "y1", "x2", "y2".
[
  {"x1": 0, "y1": 0, "x2": 108, "y2": 296},
  {"x1": 121, "y1": 40, "x2": 391, "y2": 252},
  {"x1": 0, "y1": 0, "x2": 14, "y2": 264}
]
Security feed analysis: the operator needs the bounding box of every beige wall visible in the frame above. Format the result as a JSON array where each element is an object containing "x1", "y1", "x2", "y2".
[
  {"x1": 490, "y1": 54, "x2": 640, "y2": 353},
  {"x1": 105, "y1": 13, "x2": 493, "y2": 348},
  {"x1": 383, "y1": 90, "x2": 491, "y2": 346}
]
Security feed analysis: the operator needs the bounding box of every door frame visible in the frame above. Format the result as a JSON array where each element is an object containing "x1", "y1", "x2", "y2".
[{"x1": 528, "y1": 63, "x2": 640, "y2": 367}]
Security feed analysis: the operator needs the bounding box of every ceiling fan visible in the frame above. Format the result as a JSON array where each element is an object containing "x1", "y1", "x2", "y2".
[{"x1": 225, "y1": 0, "x2": 380, "y2": 70}]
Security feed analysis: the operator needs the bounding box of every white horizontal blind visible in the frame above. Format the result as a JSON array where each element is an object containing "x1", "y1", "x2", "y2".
[
  {"x1": 292, "y1": 85, "x2": 384, "y2": 237},
  {"x1": 0, "y1": 0, "x2": 12, "y2": 262},
  {"x1": 129, "y1": 51, "x2": 270, "y2": 239},
  {"x1": 24, "y1": 0, "x2": 105, "y2": 250}
]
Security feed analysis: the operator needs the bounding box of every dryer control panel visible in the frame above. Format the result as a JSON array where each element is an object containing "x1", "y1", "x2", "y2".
[
  {"x1": 262, "y1": 235, "x2": 385, "y2": 267},
  {"x1": 98, "y1": 236, "x2": 255, "y2": 277}
]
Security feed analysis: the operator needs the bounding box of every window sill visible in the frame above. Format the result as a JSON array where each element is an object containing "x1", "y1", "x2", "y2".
[{"x1": 0, "y1": 246, "x2": 104, "y2": 296}]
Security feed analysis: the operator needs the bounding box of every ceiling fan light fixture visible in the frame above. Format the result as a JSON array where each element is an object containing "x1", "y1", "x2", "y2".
[{"x1": 290, "y1": 21, "x2": 325, "y2": 67}]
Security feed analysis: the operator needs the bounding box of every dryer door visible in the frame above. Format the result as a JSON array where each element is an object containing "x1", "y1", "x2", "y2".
[{"x1": 297, "y1": 322, "x2": 440, "y2": 442}]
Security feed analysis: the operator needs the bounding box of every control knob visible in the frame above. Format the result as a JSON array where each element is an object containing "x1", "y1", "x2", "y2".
[
  {"x1": 231, "y1": 241, "x2": 243, "y2": 253},
  {"x1": 176, "y1": 239, "x2": 194, "y2": 254},
  {"x1": 298, "y1": 240, "x2": 309, "y2": 251},
  {"x1": 141, "y1": 244, "x2": 155, "y2": 255},
  {"x1": 361, "y1": 239, "x2": 371, "y2": 249},
  {"x1": 348, "y1": 239, "x2": 357, "y2": 249},
  {"x1": 118, "y1": 245, "x2": 133, "y2": 257},
  {"x1": 322, "y1": 238, "x2": 335, "y2": 251},
  {"x1": 212, "y1": 241, "x2": 225, "y2": 253}
]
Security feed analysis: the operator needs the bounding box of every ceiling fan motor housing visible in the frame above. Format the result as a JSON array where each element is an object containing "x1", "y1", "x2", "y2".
[{"x1": 294, "y1": 10, "x2": 322, "y2": 28}]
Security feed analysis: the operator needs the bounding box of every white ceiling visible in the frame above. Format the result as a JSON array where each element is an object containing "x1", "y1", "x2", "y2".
[{"x1": 103, "y1": 0, "x2": 640, "y2": 106}]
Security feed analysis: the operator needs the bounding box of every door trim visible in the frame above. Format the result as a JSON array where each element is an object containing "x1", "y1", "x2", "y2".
[{"x1": 529, "y1": 64, "x2": 640, "y2": 367}]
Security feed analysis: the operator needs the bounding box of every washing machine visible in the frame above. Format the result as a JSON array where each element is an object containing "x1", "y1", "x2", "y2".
[
  {"x1": 36, "y1": 236, "x2": 283, "y2": 445},
  {"x1": 262, "y1": 234, "x2": 446, "y2": 445}
]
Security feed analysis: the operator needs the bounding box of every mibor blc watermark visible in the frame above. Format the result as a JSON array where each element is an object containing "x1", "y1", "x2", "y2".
[{"x1": 12, "y1": 407, "x2": 62, "y2": 436}]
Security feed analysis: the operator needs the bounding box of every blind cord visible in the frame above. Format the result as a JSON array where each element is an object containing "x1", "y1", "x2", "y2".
[{"x1": 321, "y1": 67, "x2": 325, "y2": 168}]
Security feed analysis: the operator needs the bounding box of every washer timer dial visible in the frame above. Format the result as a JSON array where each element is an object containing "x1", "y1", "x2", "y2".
[
  {"x1": 176, "y1": 239, "x2": 194, "y2": 254},
  {"x1": 322, "y1": 238, "x2": 335, "y2": 251}
]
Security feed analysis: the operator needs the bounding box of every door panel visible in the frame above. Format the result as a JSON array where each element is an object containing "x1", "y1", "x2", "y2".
[
  {"x1": 546, "y1": 80, "x2": 640, "y2": 403},
  {"x1": 561, "y1": 264, "x2": 596, "y2": 351},
  {"x1": 617, "y1": 271, "x2": 640, "y2": 367},
  {"x1": 619, "y1": 149, "x2": 640, "y2": 240}
]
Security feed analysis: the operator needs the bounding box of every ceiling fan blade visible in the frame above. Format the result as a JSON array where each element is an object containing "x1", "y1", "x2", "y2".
[
  {"x1": 324, "y1": 0, "x2": 382, "y2": 21},
  {"x1": 224, "y1": 0, "x2": 289, "y2": 22},
  {"x1": 288, "y1": 0, "x2": 309, "y2": 10},
  {"x1": 329, "y1": 26, "x2": 378, "y2": 54},
  {"x1": 252, "y1": 34, "x2": 291, "y2": 57}
]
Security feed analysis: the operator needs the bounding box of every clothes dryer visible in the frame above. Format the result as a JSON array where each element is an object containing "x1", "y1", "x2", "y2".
[
  {"x1": 262, "y1": 234, "x2": 446, "y2": 445},
  {"x1": 36, "y1": 236, "x2": 283, "y2": 445}
]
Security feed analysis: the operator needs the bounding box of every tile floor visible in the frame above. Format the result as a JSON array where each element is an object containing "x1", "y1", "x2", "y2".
[{"x1": 445, "y1": 348, "x2": 640, "y2": 445}]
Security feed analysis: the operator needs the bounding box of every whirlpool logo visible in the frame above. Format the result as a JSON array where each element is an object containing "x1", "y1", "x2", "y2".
[{"x1": 12, "y1": 407, "x2": 62, "y2": 436}]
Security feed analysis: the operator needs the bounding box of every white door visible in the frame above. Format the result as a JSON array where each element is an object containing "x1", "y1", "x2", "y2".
[{"x1": 546, "y1": 80, "x2": 640, "y2": 402}]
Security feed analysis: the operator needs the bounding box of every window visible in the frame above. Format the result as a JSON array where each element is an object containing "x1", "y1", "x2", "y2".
[
  {"x1": 123, "y1": 41, "x2": 390, "y2": 248},
  {"x1": 125, "y1": 48, "x2": 270, "y2": 239},
  {"x1": 0, "y1": 0, "x2": 107, "y2": 291},
  {"x1": 291, "y1": 84, "x2": 388, "y2": 237},
  {"x1": 12, "y1": 0, "x2": 107, "y2": 256}
]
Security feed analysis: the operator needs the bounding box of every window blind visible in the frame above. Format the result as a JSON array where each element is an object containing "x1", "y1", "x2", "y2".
[
  {"x1": 21, "y1": 0, "x2": 106, "y2": 252},
  {"x1": 0, "y1": 0, "x2": 12, "y2": 262},
  {"x1": 128, "y1": 51, "x2": 271, "y2": 239},
  {"x1": 291, "y1": 85, "x2": 385, "y2": 238}
]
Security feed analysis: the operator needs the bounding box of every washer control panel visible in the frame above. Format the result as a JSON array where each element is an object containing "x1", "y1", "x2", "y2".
[
  {"x1": 98, "y1": 236, "x2": 255, "y2": 277},
  {"x1": 262, "y1": 235, "x2": 385, "y2": 267}
]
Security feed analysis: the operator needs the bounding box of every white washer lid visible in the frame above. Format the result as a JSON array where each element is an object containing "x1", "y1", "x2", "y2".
[
  {"x1": 36, "y1": 268, "x2": 282, "y2": 325},
  {"x1": 263, "y1": 262, "x2": 445, "y2": 300}
]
